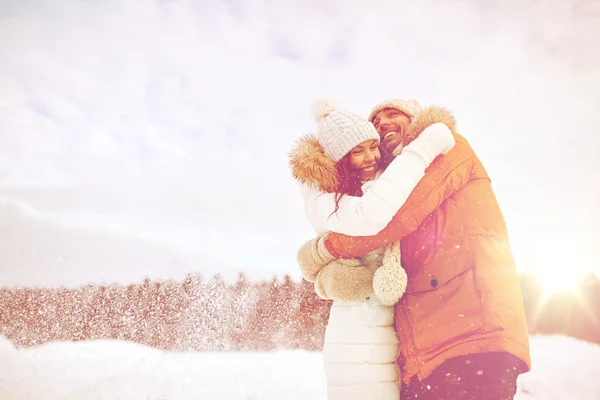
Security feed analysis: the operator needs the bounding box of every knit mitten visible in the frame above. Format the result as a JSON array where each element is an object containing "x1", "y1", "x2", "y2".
[
  {"x1": 314, "y1": 259, "x2": 375, "y2": 302},
  {"x1": 297, "y1": 234, "x2": 336, "y2": 282}
]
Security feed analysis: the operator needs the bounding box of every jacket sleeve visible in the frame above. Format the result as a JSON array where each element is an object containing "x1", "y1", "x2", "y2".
[
  {"x1": 325, "y1": 151, "x2": 476, "y2": 258},
  {"x1": 302, "y1": 146, "x2": 439, "y2": 236}
]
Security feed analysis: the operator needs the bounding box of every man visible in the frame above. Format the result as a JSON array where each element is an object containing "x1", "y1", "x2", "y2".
[{"x1": 298, "y1": 99, "x2": 531, "y2": 400}]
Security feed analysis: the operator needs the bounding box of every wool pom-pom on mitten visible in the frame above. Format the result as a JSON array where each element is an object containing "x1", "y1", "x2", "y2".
[
  {"x1": 373, "y1": 264, "x2": 408, "y2": 306},
  {"x1": 372, "y1": 241, "x2": 408, "y2": 305}
]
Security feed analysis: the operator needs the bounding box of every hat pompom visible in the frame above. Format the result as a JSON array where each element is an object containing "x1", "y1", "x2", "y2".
[{"x1": 311, "y1": 97, "x2": 336, "y2": 121}]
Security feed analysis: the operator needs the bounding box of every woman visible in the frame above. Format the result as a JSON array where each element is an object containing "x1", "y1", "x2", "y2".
[{"x1": 288, "y1": 99, "x2": 454, "y2": 400}]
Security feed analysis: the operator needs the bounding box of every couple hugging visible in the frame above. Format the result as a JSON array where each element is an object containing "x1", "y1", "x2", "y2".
[{"x1": 288, "y1": 98, "x2": 531, "y2": 400}]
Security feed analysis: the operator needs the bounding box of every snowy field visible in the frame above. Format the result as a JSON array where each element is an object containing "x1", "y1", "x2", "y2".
[{"x1": 0, "y1": 334, "x2": 598, "y2": 400}]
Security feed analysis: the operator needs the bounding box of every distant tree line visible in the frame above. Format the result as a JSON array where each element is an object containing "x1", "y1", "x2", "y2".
[
  {"x1": 0, "y1": 273, "x2": 329, "y2": 351},
  {"x1": 1, "y1": 272, "x2": 599, "y2": 350}
]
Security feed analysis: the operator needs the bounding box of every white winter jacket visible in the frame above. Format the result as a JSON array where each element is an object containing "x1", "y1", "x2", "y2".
[{"x1": 324, "y1": 298, "x2": 400, "y2": 400}]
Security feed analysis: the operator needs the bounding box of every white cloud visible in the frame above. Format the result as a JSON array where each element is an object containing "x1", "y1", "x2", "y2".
[{"x1": 0, "y1": 0, "x2": 599, "y2": 285}]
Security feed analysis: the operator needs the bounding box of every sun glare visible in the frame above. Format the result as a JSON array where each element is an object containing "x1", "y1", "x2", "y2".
[
  {"x1": 527, "y1": 241, "x2": 594, "y2": 296},
  {"x1": 538, "y1": 269, "x2": 581, "y2": 294},
  {"x1": 531, "y1": 255, "x2": 589, "y2": 296}
]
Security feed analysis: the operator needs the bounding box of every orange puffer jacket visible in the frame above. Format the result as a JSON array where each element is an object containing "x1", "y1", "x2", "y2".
[{"x1": 324, "y1": 107, "x2": 531, "y2": 384}]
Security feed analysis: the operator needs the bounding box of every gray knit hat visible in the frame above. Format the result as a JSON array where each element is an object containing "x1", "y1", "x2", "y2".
[
  {"x1": 368, "y1": 99, "x2": 423, "y2": 123},
  {"x1": 312, "y1": 98, "x2": 380, "y2": 163}
]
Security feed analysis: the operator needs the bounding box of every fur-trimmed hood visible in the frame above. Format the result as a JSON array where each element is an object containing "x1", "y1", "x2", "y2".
[
  {"x1": 288, "y1": 134, "x2": 339, "y2": 193},
  {"x1": 288, "y1": 106, "x2": 457, "y2": 192}
]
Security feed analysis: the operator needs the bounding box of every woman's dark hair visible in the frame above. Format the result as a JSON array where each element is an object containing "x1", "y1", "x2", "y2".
[
  {"x1": 330, "y1": 152, "x2": 365, "y2": 217},
  {"x1": 330, "y1": 141, "x2": 385, "y2": 217}
]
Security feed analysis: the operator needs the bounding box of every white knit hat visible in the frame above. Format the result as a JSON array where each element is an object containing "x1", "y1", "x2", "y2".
[
  {"x1": 368, "y1": 99, "x2": 423, "y2": 123},
  {"x1": 312, "y1": 98, "x2": 380, "y2": 163}
]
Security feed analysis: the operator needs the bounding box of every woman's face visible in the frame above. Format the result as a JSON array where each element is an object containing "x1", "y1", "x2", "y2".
[{"x1": 348, "y1": 139, "x2": 380, "y2": 181}]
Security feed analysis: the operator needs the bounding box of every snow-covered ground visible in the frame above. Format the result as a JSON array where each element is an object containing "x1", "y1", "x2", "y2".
[{"x1": 0, "y1": 334, "x2": 598, "y2": 400}]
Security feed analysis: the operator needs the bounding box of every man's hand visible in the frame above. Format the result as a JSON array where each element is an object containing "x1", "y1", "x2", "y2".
[{"x1": 297, "y1": 234, "x2": 336, "y2": 282}]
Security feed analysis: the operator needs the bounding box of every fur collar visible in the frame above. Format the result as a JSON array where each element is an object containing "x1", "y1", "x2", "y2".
[
  {"x1": 289, "y1": 106, "x2": 457, "y2": 192},
  {"x1": 408, "y1": 106, "x2": 457, "y2": 142}
]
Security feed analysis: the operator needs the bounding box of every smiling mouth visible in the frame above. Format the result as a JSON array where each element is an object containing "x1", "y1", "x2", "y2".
[
  {"x1": 362, "y1": 166, "x2": 376, "y2": 172},
  {"x1": 383, "y1": 131, "x2": 398, "y2": 140}
]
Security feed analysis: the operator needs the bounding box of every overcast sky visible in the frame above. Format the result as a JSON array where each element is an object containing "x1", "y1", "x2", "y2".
[{"x1": 1, "y1": 0, "x2": 599, "y2": 287}]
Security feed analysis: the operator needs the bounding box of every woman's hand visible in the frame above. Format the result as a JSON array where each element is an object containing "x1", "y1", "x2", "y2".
[
  {"x1": 296, "y1": 234, "x2": 336, "y2": 282},
  {"x1": 314, "y1": 259, "x2": 374, "y2": 302}
]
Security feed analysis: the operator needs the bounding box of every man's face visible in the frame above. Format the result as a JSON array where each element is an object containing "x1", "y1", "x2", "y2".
[{"x1": 371, "y1": 108, "x2": 411, "y2": 156}]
